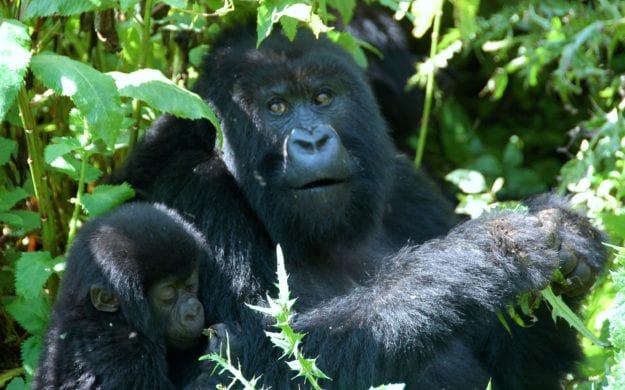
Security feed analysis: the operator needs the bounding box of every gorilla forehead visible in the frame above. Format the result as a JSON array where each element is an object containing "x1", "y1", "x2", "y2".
[{"x1": 206, "y1": 30, "x2": 367, "y2": 99}]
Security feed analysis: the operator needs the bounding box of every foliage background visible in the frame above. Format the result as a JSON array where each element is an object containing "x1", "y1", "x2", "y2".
[{"x1": 0, "y1": 0, "x2": 624, "y2": 388}]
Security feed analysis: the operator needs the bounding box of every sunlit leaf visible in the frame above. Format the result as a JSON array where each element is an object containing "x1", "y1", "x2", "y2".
[
  {"x1": 15, "y1": 252, "x2": 63, "y2": 300},
  {"x1": 30, "y1": 53, "x2": 123, "y2": 147},
  {"x1": 21, "y1": 335, "x2": 43, "y2": 376},
  {"x1": 445, "y1": 169, "x2": 487, "y2": 194},
  {"x1": 109, "y1": 69, "x2": 220, "y2": 130},
  {"x1": 24, "y1": 0, "x2": 117, "y2": 19},
  {"x1": 4, "y1": 294, "x2": 50, "y2": 334},
  {"x1": 0, "y1": 19, "x2": 31, "y2": 122},
  {"x1": 81, "y1": 183, "x2": 136, "y2": 217}
]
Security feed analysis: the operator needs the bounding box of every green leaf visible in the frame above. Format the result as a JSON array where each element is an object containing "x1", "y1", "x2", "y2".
[
  {"x1": 4, "y1": 294, "x2": 50, "y2": 334},
  {"x1": 21, "y1": 335, "x2": 43, "y2": 376},
  {"x1": 409, "y1": 0, "x2": 443, "y2": 38},
  {"x1": 328, "y1": 0, "x2": 355, "y2": 24},
  {"x1": 157, "y1": 0, "x2": 187, "y2": 7},
  {"x1": 109, "y1": 69, "x2": 219, "y2": 128},
  {"x1": 0, "y1": 188, "x2": 28, "y2": 211},
  {"x1": 445, "y1": 169, "x2": 487, "y2": 194},
  {"x1": 30, "y1": 52, "x2": 123, "y2": 147},
  {"x1": 120, "y1": 0, "x2": 140, "y2": 10},
  {"x1": 450, "y1": 0, "x2": 479, "y2": 40},
  {"x1": 15, "y1": 252, "x2": 63, "y2": 300},
  {"x1": 541, "y1": 285, "x2": 609, "y2": 347},
  {"x1": 280, "y1": 16, "x2": 299, "y2": 41},
  {"x1": 24, "y1": 0, "x2": 117, "y2": 19},
  {"x1": 0, "y1": 19, "x2": 31, "y2": 122},
  {"x1": 601, "y1": 213, "x2": 625, "y2": 241},
  {"x1": 502, "y1": 136, "x2": 523, "y2": 168},
  {"x1": 81, "y1": 183, "x2": 136, "y2": 217},
  {"x1": 44, "y1": 137, "x2": 83, "y2": 165},
  {"x1": 0, "y1": 136, "x2": 17, "y2": 165},
  {"x1": 6, "y1": 377, "x2": 28, "y2": 390},
  {"x1": 48, "y1": 154, "x2": 102, "y2": 182},
  {"x1": 0, "y1": 210, "x2": 41, "y2": 231}
]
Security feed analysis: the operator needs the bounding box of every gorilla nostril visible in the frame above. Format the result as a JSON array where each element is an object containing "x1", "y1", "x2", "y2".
[
  {"x1": 294, "y1": 139, "x2": 315, "y2": 153},
  {"x1": 315, "y1": 134, "x2": 330, "y2": 150},
  {"x1": 287, "y1": 127, "x2": 338, "y2": 157}
]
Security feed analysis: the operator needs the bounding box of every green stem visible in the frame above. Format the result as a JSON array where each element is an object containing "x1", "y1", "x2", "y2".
[
  {"x1": 17, "y1": 87, "x2": 58, "y2": 255},
  {"x1": 67, "y1": 150, "x2": 89, "y2": 245},
  {"x1": 414, "y1": 1, "x2": 443, "y2": 168},
  {"x1": 128, "y1": 0, "x2": 155, "y2": 152},
  {"x1": 35, "y1": 19, "x2": 62, "y2": 52}
]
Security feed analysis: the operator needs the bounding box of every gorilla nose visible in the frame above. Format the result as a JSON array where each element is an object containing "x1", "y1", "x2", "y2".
[
  {"x1": 183, "y1": 299, "x2": 204, "y2": 321},
  {"x1": 287, "y1": 126, "x2": 340, "y2": 165},
  {"x1": 284, "y1": 125, "x2": 352, "y2": 189}
]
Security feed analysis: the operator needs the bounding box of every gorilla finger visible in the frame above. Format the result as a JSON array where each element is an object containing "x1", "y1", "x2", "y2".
[
  {"x1": 567, "y1": 260, "x2": 592, "y2": 286},
  {"x1": 562, "y1": 261, "x2": 594, "y2": 297},
  {"x1": 558, "y1": 250, "x2": 578, "y2": 275}
]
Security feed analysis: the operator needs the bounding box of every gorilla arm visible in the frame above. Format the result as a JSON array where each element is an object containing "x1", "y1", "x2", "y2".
[{"x1": 291, "y1": 204, "x2": 606, "y2": 388}]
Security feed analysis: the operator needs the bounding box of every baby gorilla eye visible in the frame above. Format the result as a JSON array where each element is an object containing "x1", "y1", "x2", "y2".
[
  {"x1": 157, "y1": 285, "x2": 177, "y2": 306},
  {"x1": 267, "y1": 99, "x2": 287, "y2": 115},
  {"x1": 313, "y1": 90, "x2": 333, "y2": 106}
]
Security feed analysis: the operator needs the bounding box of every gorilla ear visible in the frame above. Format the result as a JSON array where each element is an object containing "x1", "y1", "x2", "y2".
[{"x1": 90, "y1": 285, "x2": 120, "y2": 313}]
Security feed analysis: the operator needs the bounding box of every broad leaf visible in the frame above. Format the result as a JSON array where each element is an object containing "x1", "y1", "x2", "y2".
[
  {"x1": 48, "y1": 154, "x2": 102, "y2": 182},
  {"x1": 24, "y1": 0, "x2": 116, "y2": 19},
  {"x1": 0, "y1": 136, "x2": 17, "y2": 165},
  {"x1": 15, "y1": 252, "x2": 63, "y2": 300},
  {"x1": 0, "y1": 19, "x2": 31, "y2": 122},
  {"x1": 0, "y1": 188, "x2": 28, "y2": 211},
  {"x1": 109, "y1": 69, "x2": 220, "y2": 131},
  {"x1": 44, "y1": 137, "x2": 83, "y2": 165},
  {"x1": 0, "y1": 210, "x2": 41, "y2": 231},
  {"x1": 30, "y1": 52, "x2": 122, "y2": 147},
  {"x1": 21, "y1": 335, "x2": 43, "y2": 376},
  {"x1": 328, "y1": 0, "x2": 356, "y2": 24},
  {"x1": 81, "y1": 183, "x2": 136, "y2": 217},
  {"x1": 4, "y1": 294, "x2": 50, "y2": 334},
  {"x1": 157, "y1": 0, "x2": 187, "y2": 7}
]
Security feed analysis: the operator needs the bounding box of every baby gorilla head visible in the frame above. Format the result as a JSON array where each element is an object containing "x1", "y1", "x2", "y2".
[
  {"x1": 34, "y1": 202, "x2": 207, "y2": 389},
  {"x1": 86, "y1": 202, "x2": 206, "y2": 350}
]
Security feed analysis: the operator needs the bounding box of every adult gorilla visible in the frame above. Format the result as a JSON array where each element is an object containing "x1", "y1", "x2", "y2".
[{"x1": 116, "y1": 26, "x2": 607, "y2": 389}]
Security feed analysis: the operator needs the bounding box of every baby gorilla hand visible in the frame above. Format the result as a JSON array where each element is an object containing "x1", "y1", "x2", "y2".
[
  {"x1": 204, "y1": 322, "x2": 242, "y2": 360},
  {"x1": 529, "y1": 195, "x2": 607, "y2": 297}
]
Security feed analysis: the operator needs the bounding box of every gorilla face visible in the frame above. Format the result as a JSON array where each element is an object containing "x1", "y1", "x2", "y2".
[{"x1": 200, "y1": 29, "x2": 396, "y2": 252}]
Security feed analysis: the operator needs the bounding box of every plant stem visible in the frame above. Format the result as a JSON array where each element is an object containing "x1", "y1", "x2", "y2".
[
  {"x1": 67, "y1": 150, "x2": 89, "y2": 245},
  {"x1": 414, "y1": 1, "x2": 443, "y2": 168},
  {"x1": 128, "y1": 0, "x2": 154, "y2": 152},
  {"x1": 17, "y1": 87, "x2": 58, "y2": 255}
]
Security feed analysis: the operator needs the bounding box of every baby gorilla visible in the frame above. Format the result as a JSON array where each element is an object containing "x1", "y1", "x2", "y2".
[{"x1": 33, "y1": 202, "x2": 225, "y2": 389}]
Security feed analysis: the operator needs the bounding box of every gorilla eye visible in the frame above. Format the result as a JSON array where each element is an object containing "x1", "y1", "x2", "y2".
[
  {"x1": 157, "y1": 286, "x2": 177, "y2": 305},
  {"x1": 267, "y1": 99, "x2": 287, "y2": 115},
  {"x1": 313, "y1": 90, "x2": 333, "y2": 106}
]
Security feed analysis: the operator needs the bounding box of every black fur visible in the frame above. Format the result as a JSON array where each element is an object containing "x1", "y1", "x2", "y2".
[
  {"x1": 33, "y1": 203, "x2": 207, "y2": 389},
  {"x1": 115, "y1": 27, "x2": 607, "y2": 389}
]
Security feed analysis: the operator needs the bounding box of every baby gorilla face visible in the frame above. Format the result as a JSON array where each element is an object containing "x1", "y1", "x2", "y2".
[{"x1": 148, "y1": 268, "x2": 205, "y2": 350}]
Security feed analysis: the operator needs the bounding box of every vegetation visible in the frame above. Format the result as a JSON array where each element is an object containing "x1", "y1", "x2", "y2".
[{"x1": 0, "y1": 0, "x2": 623, "y2": 388}]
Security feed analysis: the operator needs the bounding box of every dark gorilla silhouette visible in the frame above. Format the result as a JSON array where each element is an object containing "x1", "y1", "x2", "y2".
[
  {"x1": 115, "y1": 26, "x2": 607, "y2": 389},
  {"x1": 33, "y1": 203, "x2": 215, "y2": 389}
]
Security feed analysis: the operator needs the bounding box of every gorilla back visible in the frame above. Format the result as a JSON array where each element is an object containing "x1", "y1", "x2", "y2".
[{"x1": 117, "y1": 26, "x2": 607, "y2": 389}]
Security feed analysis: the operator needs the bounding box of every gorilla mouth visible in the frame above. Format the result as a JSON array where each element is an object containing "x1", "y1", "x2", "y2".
[{"x1": 296, "y1": 178, "x2": 346, "y2": 190}]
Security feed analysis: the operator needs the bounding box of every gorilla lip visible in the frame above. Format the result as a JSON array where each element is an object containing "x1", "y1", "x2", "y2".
[{"x1": 295, "y1": 178, "x2": 346, "y2": 190}]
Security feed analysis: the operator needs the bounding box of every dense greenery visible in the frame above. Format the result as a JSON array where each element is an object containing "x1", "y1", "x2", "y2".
[{"x1": 0, "y1": 0, "x2": 623, "y2": 388}]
